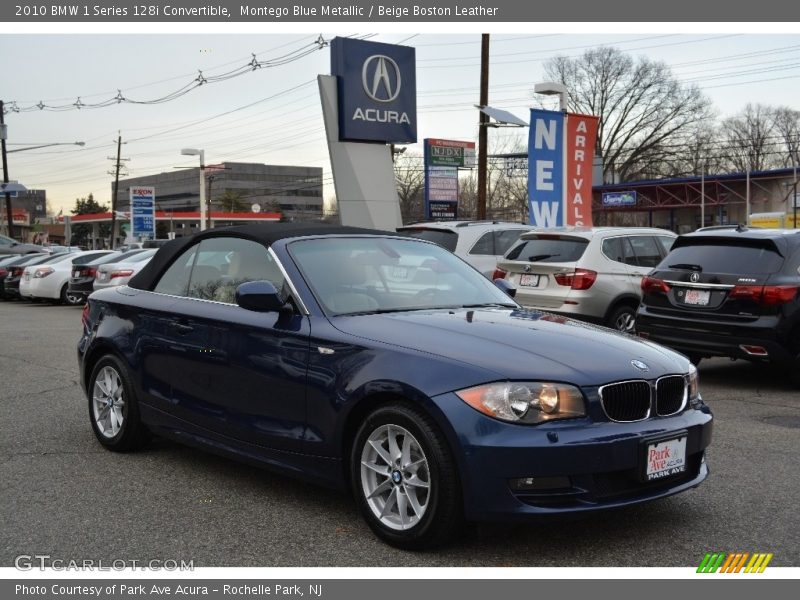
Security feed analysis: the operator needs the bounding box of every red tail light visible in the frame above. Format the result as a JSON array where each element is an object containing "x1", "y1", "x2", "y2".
[
  {"x1": 109, "y1": 269, "x2": 134, "y2": 279},
  {"x1": 730, "y1": 285, "x2": 798, "y2": 306},
  {"x1": 81, "y1": 303, "x2": 90, "y2": 329},
  {"x1": 11, "y1": 267, "x2": 22, "y2": 277},
  {"x1": 641, "y1": 276, "x2": 671, "y2": 295},
  {"x1": 0, "y1": 268, "x2": 6, "y2": 278},
  {"x1": 554, "y1": 269, "x2": 597, "y2": 290},
  {"x1": 87, "y1": 267, "x2": 97, "y2": 278},
  {"x1": 492, "y1": 267, "x2": 507, "y2": 280}
]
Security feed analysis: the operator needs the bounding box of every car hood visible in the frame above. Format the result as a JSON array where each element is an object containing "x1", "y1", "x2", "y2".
[{"x1": 330, "y1": 308, "x2": 689, "y2": 387}]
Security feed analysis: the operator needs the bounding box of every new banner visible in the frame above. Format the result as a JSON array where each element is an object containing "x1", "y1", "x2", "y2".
[
  {"x1": 130, "y1": 186, "x2": 155, "y2": 240},
  {"x1": 528, "y1": 109, "x2": 564, "y2": 227}
]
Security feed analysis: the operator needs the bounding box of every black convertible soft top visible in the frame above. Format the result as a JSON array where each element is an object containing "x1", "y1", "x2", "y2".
[{"x1": 128, "y1": 222, "x2": 397, "y2": 291}]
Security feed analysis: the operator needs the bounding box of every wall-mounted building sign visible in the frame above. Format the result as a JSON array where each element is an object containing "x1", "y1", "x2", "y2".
[
  {"x1": 602, "y1": 191, "x2": 638, "y2": 207},
  {"x1": 331, "y1": 37, "x2": 417, "y2": 144}
]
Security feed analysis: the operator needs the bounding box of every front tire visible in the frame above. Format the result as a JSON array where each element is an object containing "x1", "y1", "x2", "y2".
[
  {"x1": 350, "y1": 402, "x2": 463, "y2": 550},
  {"x1": 88, "y1": 355, "x2": 150, "y2": 452}
]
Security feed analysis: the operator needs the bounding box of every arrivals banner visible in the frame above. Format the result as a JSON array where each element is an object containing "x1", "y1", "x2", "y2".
[{"x1": 528, "y1": 109, "x2": 599, "y2": 228}]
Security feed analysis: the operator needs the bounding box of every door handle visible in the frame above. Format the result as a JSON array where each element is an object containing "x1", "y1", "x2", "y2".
[{"x1": 170, "y1": 321, "x2": 194, "y2": 335}]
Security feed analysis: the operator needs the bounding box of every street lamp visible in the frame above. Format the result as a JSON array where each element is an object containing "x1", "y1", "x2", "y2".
[
  {"x1": 180, "y1": 148, "x2": 207, "y2": 231},
  {"x1": 534, "y1": 82, "x2": 569, "y2": 111},
  {"x1": 8, "y1": 141, "x2": 85, "y2": 153}
]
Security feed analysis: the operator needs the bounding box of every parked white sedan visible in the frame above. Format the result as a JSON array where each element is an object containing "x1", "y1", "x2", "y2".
[
  {"x1": 93, "y1": 249, "x2": 157, "y2": 291},
  {"x1": 19, "y1": 250, "x2": 115, "y2": 305}
]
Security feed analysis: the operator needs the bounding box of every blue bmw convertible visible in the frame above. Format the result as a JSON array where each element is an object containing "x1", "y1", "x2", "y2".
[{"x1": 78, "y1": 223, "x2": 712, "y2": 549}]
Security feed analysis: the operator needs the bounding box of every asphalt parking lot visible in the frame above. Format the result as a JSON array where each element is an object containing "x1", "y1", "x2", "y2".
[{"x1": 1, "y1": 300, "x2": 798, "y2": 567}]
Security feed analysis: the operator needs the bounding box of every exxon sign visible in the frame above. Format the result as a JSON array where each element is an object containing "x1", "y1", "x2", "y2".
[{"x1": 331, "y1": 37, "x2": 417, "y2": 144}]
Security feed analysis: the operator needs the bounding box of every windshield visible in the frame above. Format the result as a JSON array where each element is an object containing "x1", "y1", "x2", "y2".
[{"x1": 289, "y1": 237, "x2": 518, "y2": 316}]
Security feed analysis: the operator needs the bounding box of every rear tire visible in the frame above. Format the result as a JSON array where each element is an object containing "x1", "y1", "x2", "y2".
[
  {"x1": 607, "y1": 304, "x2": 637, "y2": 333},
  {"x1": 350, "y1": 402, "x2": 463, "y2": 550},
  {"x1": 88, "y1": 355, "x2": 150, "y2": 452}
]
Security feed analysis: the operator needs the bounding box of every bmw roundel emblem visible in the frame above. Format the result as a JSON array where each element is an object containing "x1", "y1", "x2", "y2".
[{"x1": 631, "y1": 359, "x2": 650, "y2": 372}]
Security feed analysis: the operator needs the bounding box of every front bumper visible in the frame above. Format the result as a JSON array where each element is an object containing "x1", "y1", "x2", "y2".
[{"x1": 431, "y1": 391, "x2": 712, "y2": 521}]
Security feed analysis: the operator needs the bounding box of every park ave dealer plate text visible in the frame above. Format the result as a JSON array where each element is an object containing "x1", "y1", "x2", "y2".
[{"x1": 644, "y1": 436, "x2": 687, "y2": 481}]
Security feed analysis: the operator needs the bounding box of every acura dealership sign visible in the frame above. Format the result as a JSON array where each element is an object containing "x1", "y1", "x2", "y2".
[{"x1": 331, "y1": 37, "x2": 417, "y2": 143}]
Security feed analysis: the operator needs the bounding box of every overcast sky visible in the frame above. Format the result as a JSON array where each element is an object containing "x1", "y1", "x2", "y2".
[{"x1": 2, "y1": 32, "x2": 799, "y2": 214}]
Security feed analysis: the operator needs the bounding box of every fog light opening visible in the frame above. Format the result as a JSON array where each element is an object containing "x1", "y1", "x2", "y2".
[{"x1": 510, "y1": 476, "x2": 572, "y2": 491}]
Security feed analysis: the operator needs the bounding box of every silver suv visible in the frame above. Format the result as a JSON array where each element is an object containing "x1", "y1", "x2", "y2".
[
  {"x1": 397, "y1": 221, "x2": 534, "y2": 278},
  {"x1": 495, "y1": 227, "x2": 677, "y2": 331}
]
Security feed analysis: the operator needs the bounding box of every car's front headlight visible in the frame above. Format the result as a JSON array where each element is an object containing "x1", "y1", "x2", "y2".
[
  {"x1": 687, "y1": 364, "x2": 701, "y2": 407},
  {"x1": 455, "y1": 381, "x2": 586, "y2": 424}
]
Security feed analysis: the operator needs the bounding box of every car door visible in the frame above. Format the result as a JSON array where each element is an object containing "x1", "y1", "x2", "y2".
[{"x1": 154, "y1": 236, "x2": 310, "y2": 453}]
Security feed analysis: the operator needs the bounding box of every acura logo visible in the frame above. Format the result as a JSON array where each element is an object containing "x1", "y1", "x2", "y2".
[
  {"x1": 362, "y1": 55, "x2": 402, "y2": 103},
  {"x1": 631, "y1": 359, "x2": 650, "y2": 372},
  {"x1": 690, "y1": 272, "x2": 700, "y2": 283}
]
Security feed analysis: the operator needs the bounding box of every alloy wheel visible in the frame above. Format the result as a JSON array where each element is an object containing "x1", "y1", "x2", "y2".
[
  {"x1": 92, "y1": 365, "x2": 126, "y2": 438},
  {"x1": 360, "y1": 424, "x2": 431, "y2": 531}
]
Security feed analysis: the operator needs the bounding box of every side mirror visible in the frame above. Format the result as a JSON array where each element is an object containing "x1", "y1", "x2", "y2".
[
  {"x1": 493, "y1": 278, "x2": 517, "y2": 298},
  {"x1": 235, "y1": 280, "x2": 289, "y2": 312}
]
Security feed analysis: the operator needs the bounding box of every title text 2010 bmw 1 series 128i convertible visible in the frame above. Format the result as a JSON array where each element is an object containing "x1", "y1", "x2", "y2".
[{"x1": 78, "y1": 223, "x2": 712, "y2": 549}]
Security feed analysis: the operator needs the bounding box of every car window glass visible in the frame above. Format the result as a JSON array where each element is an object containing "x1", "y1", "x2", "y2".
[
  {"x1": 494, "y1": 230, "x2": 526, "y2": 256},
  {"x1": 398, "y1": 229, "x2": 458, "y2": 252},
  {"x1": 289, "y1": 237, "x2": 514, "y2": 315},
  {"x1": 186, "y1": 237, "x2": 284, "y2": 304},
  {"x1": 601, "y1": 237, "x2": 625, "y2": 264},
  {"x1": 656, "y1": 235, "x2": 676, "y2": 254},
  {"x1": 469, "y1": 232, "x2": 495, "y2": 255},
  {"x1": 627, "y1": 236, "x2": 663, "y2": 268},
  {"x1": 662, "y1": 243, "x2": 784, "y2": 274},
  {"x1": 505, "y1": 237, "x2": 589, "y2": 262},
  {"x1": 153, "y1": 246, "x2": 198, "y2": 297},
  {"x1": 71, "y1": 252, "x2": 109, "y2": 265}
]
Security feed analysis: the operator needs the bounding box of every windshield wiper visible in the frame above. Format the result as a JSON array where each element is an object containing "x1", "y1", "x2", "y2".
[
  {"x1": 460, "y1": 302, "x2": 517, "y2": 308},
  {"x1": 668, "y1": 263, "x2": 703, "y2": 272}
]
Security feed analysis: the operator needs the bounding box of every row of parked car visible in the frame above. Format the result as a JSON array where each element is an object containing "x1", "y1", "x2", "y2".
[
  {"x1": 400, "y1": 220, "x2": 800, "y2": 379},
  {"x1": 0, "y1": 248, "x2": 156, "y2": 304}
]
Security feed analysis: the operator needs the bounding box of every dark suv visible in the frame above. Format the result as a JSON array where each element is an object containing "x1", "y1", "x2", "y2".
[{"x1": 636, "y1": 228, "x2": 800, "y2": 381}]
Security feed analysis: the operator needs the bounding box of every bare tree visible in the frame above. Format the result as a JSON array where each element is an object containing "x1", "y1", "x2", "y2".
[
  {"x1": 544, "y1": 47, "x2": 714, "y2": 182},
  {"x1": 393, "y1": 153, "x2": 425, "y2": 222},
  {"x1": 653, "y1": 123, "x2": 726, "y2": 178},
  {"x1": 773, "y1": 106, "x2": 800, "y2": 168},
  {"x1": 721, "y1": 103, "x2": 780, "y2": 172}
]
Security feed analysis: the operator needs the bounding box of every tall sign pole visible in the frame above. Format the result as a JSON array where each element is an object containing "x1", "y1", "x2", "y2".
[
  {"x1": 109, "y1": 133, "x2": 122, "y2": 249},
  {"x1": 477, "y1": 34, "x2": 490, "y2": 221},
  {"x1": 1, "y1": 101, "x2": 14, "y2": 238}
]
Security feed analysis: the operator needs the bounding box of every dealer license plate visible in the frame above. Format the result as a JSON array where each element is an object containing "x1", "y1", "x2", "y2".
[
  {"x1": 644, "y1": 436, "x2": 687, "y2": 481},
  {"x1": 684, "y1": 289, "x2": 710, "y2": 306},
  {"x1": 519, "y1": 274, "x2": 540, "y2": 287}
]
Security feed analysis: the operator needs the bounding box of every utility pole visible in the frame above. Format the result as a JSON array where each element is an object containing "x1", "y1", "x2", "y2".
[
  {"x1": 1, "y1": 101, "x2": 14, "y2": 238},
  {"x1": 107, "y1": 133, "x2": 128, "y2": 249},
  {"x1": 477, "y1": 34, "x2": 490, "y2": 221}
]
